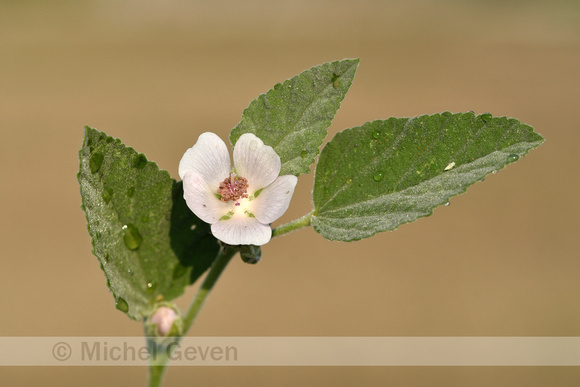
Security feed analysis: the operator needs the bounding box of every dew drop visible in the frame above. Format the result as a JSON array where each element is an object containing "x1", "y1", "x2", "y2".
[
  {"x1": 445, "y1": 202, "x2": 450, "y2": 206},
  {"x1": 300, "y1": 150, "x2": 308, "y2": 158},
  {"x1": 122, "y1": 224, "x2": 142, "y2": 250},
  {"x1": 146, "y1": 282, "x2": 157, "y2": 294},
  {"x1": 373, "y1": 171, "x2": 384, "y2": 182},
  {"x1": 132, "y1": 153, "x2": 147, "y2": 169},
  {"x1": 89, "y1": 152, "x2": 104, "y2": 173},
  {"x1": 127, "y1": 268, "x2": 134, "y2": 276},
  {"x1": 102, "y1": 187, "x2": 113, "y2": 204},
  {"x1": 346, "y1": 178, "x2": 353, "y2": 184},
  {"x1": 115, "y1": 297, "x2": 129, "y2": 313},
  {"x1": 507, "y1": 154, "x2": 519, "y2": 163},
  {"x1": 372, "y1": 130, "x2": 381, "y2": 139},
  {"x1": 127, "y1": 186, "x2": 136, "y2": 198}
]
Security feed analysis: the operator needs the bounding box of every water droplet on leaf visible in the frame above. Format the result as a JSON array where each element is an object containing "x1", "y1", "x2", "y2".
[
  {"x1": 346, "y1": 178, "x2": 352, "y2": 184},
  {"x1": 373, "y1": 171, "x2": 384, "y2": 182},
  {"x1": 146, "y1": 282, "x2": 157, "y2": 294},
  {"x1": 89, "y1": 152, "x2": 104, "y2": 174},
  {"x1": 445, "y1": 202, "x2": 450, "y2": 206},
  {"x1": 115, "y1": 297, "x2": 129, "y2": 313},
  {"x1": 507, "y1": 154, "x2": 519, "y2": 163},
  {"x1": 122, "y1": 224, "x2": 142, "y2": 250},
  {"x1": 132, "y1": 153, "x2": 147, "y2": 169},
  {"x1": 372, "y1": 130, "x2": 380, "y2": 139},
  {"x1": 127, "y1": 268, "x2": 134, "y2": 276}
]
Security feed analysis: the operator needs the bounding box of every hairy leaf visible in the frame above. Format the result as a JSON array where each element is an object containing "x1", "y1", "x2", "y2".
[
  {"x1": 230, "y1": 58, "x2": 359, "y2": 176},
  {"x1": 78, "y1": 127, "x2": 219, "y2": 320},
  {"x1": 312, "y1": 112, "x2": 544, "y2": 241}
]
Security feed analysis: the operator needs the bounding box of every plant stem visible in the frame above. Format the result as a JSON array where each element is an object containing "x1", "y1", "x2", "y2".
[
  {"x1": 272, "y1": 210, "x2": 314, "y2": 238},
  {"x1": 147, "y1": 210, "x2": 312, "y2": 386},
  {"x1": 148, "y1": 365, "x2": 166, "y2": 387},
  {"x1": 147, "y1": 245, "x2": 237, "y2": 387},
  {"x1": 182, "y1": 246, "x2": 237, "y2": 331}
]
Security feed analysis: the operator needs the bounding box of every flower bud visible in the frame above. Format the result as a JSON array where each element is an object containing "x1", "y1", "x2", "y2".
[{"x1": 148, "y1": 306, "x2": 181, "y2": 337}]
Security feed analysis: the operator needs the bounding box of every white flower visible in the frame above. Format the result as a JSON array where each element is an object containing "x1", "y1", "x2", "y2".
[{"x1": 179, "y1": 132, "x2": 298, "y2": 246}]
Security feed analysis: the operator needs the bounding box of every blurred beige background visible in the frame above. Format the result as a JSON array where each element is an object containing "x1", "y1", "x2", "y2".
[{"x1": 1, "y1": 0, "x2": 579, "y2": 385}]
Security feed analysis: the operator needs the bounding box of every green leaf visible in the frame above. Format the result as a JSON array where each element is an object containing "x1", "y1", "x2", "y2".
[
  {"x1": 78, "y1": 126, "x2": 219, "y2": 320},
  {"x1": 311, "y1": 112, "x2": 544, "y2": 241},
  {"x1": 230, "y1": 58, "x2": 359, "y2": 176}
]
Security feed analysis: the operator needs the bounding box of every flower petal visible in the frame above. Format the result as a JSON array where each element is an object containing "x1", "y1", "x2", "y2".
[
  {"x1": 179, "y1": 132, "x2": 231, "y2": 189},
  {"x1": 211, "y1": 213, "x2": 272, "y2": 245},
  {"x1": 251, "y1": 175, "x2": 298, "y2": 224},
  {"x1": 233, "y1": 133, "x2": 281, "y2": 193},
  {"x1": 182, "y1": 172, "x2": 231, "y2": 224}
]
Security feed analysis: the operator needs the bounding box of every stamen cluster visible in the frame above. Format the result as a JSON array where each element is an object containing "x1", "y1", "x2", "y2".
[
  {"x1": 217, "y1": 173, "x2": 249, "y2": 205},
  {"x1": 179, "y1": 132, "x2": 297, "y2": 245}
]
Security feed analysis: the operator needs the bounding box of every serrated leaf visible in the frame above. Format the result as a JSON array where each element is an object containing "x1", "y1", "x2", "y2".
[
  {"x1": 230, "y1": 58, "x2": 359, "y2": 176},
  {"x1": 312, "y1": 112, "x2": 544, "y2": 241},
  {"x1": 78, "y1": 127, "x2": 219, "y2": 320}
]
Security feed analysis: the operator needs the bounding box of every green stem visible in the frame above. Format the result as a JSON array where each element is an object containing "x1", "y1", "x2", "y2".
[
  {"x1": 182, "y1": 246, "x2": 237, "y2": 331},
  {"x1": 148, "y1": 365, "x2": 166, "y2": 387},
  {"x1": 147, "y1": 246, "x2": 237, "y2": 387},
  {"x1": 272, "y1": 210, "x2": 314, "y2": 238},
  {"x1": 147, "y1": 210, "x2": 312, "y2": 386}
]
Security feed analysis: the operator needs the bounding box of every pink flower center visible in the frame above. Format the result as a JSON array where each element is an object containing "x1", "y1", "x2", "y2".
[{"x1": 217, "y1": 173, "x2": 249, "y2": 206}]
